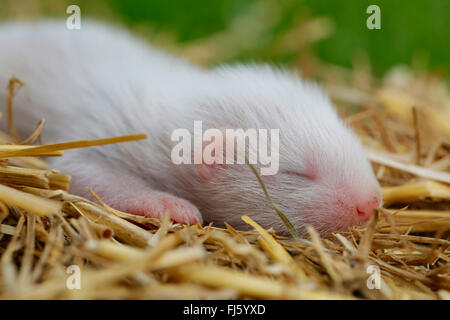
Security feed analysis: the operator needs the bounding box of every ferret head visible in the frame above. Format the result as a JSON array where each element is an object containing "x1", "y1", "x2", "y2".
[{"x1": 173, "y1": 65, "x2": 382, "y2": 236}]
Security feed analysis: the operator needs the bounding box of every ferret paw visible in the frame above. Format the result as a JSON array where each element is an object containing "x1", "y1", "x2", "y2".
[{"x1": 119, "y1": 191, "x2": 203, "y2": 225}]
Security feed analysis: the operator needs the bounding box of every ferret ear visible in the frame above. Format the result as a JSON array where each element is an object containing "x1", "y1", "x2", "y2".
[
  {"x1": 195, "y1": 134, "x2": 226, "y2": 180},
  {"x1": 196, "y1": 163, "x2": 216, "y2": 180}
]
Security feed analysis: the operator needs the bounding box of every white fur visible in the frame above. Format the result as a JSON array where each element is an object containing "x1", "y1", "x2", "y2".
[{"x1": 0, "y1": 20, "x2": 381, "y2": 235}]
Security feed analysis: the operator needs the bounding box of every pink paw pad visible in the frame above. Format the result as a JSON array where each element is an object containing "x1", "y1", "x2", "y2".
[{"x1": 116, "y1": 192, "x2": 203, "y2": 225}]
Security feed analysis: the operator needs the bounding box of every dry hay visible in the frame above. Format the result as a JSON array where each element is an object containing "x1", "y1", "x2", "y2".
[{"x1": 0, "y1": 64, "x2": 448, "y2": 300}]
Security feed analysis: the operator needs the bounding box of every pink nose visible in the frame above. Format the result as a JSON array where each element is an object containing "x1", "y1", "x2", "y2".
[{"x1": 355, "y1": 200, "x2": 379, "y2": 223}]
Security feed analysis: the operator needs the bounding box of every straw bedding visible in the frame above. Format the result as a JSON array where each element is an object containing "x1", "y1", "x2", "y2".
[{"x1": 0, "y1": 65, "x2": 448, "y2": 300}]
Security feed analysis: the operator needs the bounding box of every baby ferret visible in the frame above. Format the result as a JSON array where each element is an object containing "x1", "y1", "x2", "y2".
[{"x1": 0, "y1": 20, "x2": 381, "y2": 236}]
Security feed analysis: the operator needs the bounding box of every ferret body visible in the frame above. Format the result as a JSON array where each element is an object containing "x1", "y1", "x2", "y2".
[{"x1": 0, "y1": 20, "x2": 381, "y2": 236}]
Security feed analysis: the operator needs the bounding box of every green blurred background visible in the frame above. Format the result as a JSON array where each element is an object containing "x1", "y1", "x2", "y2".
[{"x1": 0, "y1": 0, "x2": 448, "y2": 77}]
